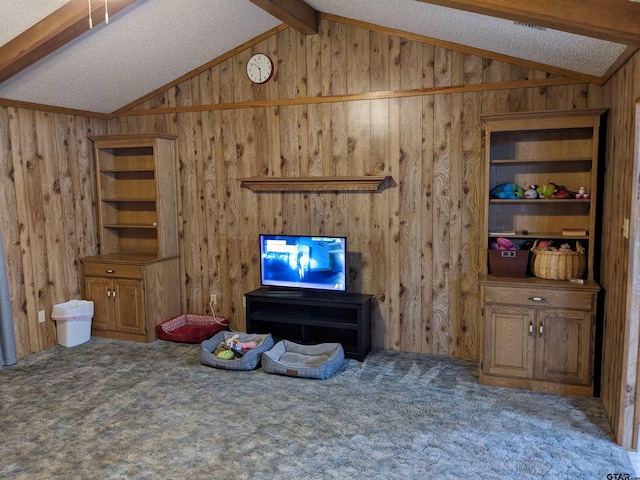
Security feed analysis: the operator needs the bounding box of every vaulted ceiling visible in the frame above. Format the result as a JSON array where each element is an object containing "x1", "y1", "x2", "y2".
[{"x1": 0, "y1": 0, "x2": 638, "y2": 117}]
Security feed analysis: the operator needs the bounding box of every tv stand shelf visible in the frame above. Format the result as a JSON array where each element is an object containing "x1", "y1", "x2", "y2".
[{"x1": 244, "y1": 287, "x2": 372, "y2": 361}]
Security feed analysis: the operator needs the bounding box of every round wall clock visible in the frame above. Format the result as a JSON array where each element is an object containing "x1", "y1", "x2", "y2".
[{"x1": 246, "y1": 53, "x2": 274, "y2": 84}]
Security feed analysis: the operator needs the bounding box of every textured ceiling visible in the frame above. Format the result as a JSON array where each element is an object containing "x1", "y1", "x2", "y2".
[
  {"x1": 0, "y1": 0, "x2": 632, "y2": 115},
  {"x1": 307, "y1": 0, "x2": 628, "y2": 78},
  {"x1": 0, "y1": 0, "x2": 281, "y2": 114},
  {"x1": 0, "y1": 0, "x2": 68, "y2": 44}
]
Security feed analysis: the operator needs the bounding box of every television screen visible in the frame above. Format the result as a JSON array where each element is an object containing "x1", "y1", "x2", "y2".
[{"x1": 259, "y1": 234, "x2": 347, "y2": 292}]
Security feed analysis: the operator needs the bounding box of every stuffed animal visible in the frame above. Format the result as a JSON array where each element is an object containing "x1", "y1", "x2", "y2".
[
  {"x1": 535, "y1": 183, "x2": 557, "y2": 198},
  {"x1": 490, "y1": 237, "x2": 517, "y2": 251},
  {"x1": 490, "y1": 183, "x2": 524, "y2": 199},
  {"x1": 575, "y1": 186, "x2": 590, "y2": 199},
  {"x1": 550, "y1": 185, "x2": 571, "y2": 198},
  {"x1": 536, "y1": 240, "x2": 552, "y2": 251}
]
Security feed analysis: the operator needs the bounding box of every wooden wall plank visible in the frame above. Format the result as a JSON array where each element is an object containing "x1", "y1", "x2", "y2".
[
  {"x1": 19, "y1": 110, "x2": 54, "y2": 351},
  {"x1": 432, "y1": 47, "x2": 453, "y2": 355},
  {"x1": 175, "y1": 78, "x2": 202, "y2": 314},
  {"x1": 398, "y1": 38, "x2": 423, "y2": 353},
  {"x1": 461, "y1": 53, "x2": 483, "y2": 359},
  {"x1": 347, "y1": 25, "x2": 371, "y2": 295},
  {"x1": 370, "y1": 31, "x2": 391, "y2": 349},
  {"x1": 199, "y1": 68, "x2": 215, "y2": 314},
  {"x1": 35, "y1": 112, "x2": 65, "y2": 321},
  {"x1": 421, "y1": 43, "x2": 435, "y2": 353},
  {"x1": 387, "y1": 34, "x2": 402, "y2": 350},
  {"x1": 449, "y1": 50, "x2": 465, "y2": 357},
  {"x1": 0, "y1": 108, "x2": 29, "y2": 358},
  {"x1": 212, "y1": 75, "x2": 231, "y2": 323},
  {"x1": 203, "y1": 104, "x2": 224, "y2": 315}
]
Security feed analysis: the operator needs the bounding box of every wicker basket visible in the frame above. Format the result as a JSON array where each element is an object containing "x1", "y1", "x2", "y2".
[{"x1": 531, "y1": 241, "x2": 586, "y2": 280}]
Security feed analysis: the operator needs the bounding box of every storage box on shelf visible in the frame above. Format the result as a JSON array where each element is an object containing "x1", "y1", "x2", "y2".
[
  {"x1": 81, "y1": 134, "x2": 181, "y2": 342},
  {"x1": 479, "y1": 109, "x2": 606, "y2": 396},
  {"x1": 488, "y1": 249, "x2": 529, "y2": 277}
]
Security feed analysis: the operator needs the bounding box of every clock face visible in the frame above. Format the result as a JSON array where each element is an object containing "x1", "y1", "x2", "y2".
[{"x1": 246, "y1": 53, "x2": 273, "y2": 84}]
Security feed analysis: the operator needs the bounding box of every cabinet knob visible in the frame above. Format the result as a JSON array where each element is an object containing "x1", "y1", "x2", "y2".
[
  {"x1": 539, "y1": 323, "x2": 544, "y2": 336},
  {"x1": 529, "y1": 322, "x2": 533, "y2": 336},
  {"x1": 529, "y1": 296, "x2": 546, "y2": 302},
  {"x1": 106, "y1": 269, "x2": 114, "y2": 274}
]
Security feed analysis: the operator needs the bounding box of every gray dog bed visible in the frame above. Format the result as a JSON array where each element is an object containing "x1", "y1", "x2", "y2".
[
  {"x1": 262, "y1": 340, "x2": 345, "y2": 379},
  {"x1": 201, "y1": 331, "x2": 274, "y2": 370}
]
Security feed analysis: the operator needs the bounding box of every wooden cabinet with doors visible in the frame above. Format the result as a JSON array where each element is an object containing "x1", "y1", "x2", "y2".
[
  {"x1": 82, "y1": 253, "x2": 179, "y2": 342},
  {"x1": 479, "y1": 110, "x2": 606, "y2": 396},
  {"x1": 81, "y1": 134, "x2": 181, "y2": 342},
  {"x1": 479, "y1": 279, "x2": 598, "y2": 396}
]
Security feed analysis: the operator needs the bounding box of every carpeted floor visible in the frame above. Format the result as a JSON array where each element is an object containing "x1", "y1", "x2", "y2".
[{"x1": 0, "y1": 337, "x2": 634, "y2": 479}]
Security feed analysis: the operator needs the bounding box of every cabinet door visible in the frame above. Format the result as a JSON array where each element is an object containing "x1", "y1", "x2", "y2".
[
  {"x1": 483, "y1": 305, "x2": 535, "y2": 379},
  {"x1": 84, "y1": 276, "x2": 113, "y2": 331},
  {"x1": 536, "y1": 309, "x2": 592, "y2": 385},
  {"x1": 113, "y1": 278, "x2": 145, "y2": 335}
]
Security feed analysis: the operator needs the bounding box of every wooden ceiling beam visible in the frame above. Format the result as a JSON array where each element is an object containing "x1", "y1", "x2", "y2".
[
  {"x1": 0, "y1": 0, "x2": 138, "y2": 84},
  {"x1": 416, "y1": 0, "x2": 640, "y2": 47},
  {"x1": 249, "y1": 0, "x2": 318, "y2": 35}
]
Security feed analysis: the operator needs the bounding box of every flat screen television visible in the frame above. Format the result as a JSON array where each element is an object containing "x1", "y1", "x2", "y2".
[{"x1": 259, "y1": 234, "x2": 347, "y2": 292}]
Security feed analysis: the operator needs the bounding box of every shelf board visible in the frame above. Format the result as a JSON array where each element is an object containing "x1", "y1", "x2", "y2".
[
  {"x1": 102, "y1": 198, "x2": 156, "y2": 203},
  {"x1": 249, "y1": 313, "x2": 358, "y2": 330},
  {"x1": 489, "y1": 198, "x2": 589, "y2": 204},
  {"x1": 239, "y1": 176, "x2": 388, "y2": 192},
  {"x1": 490, "y1": 157, "x2": 592, "y2": 165},
  {"x1": 488, "y1": 231, "x2": 589, "y2": 240},
  {"x1": 103, "y1": 224, "x2": 158, "y2": 229},
  {"x1": 100, "y1": 168, "x2": 156, "y2": 173}
]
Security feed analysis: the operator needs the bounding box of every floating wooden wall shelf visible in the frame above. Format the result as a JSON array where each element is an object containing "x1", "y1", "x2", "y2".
[{"x1": 239, "y1": 176, "x2": 388, "y2": 192}]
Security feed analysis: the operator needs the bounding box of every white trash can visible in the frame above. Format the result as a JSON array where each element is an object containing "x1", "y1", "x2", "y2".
[{"x1": 51, "y1": 300, "x2": 94, "y2": 347}]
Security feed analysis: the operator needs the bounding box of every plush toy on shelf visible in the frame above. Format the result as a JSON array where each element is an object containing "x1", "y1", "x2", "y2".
[
  {"x1": 490, "y1": 237, "x2": 517, "y2": 251},
  {"x1": 575, "y1": 186, "x2": 590, "y2": 199},
  {"x1": 535, "y1": 183, "x2": 557, "y2": 198},
  {"x1": 549, "y1": 184, "x2": 572, "y2": 199},
  {"x1": 524, "y1": 184, "x2": 539, "y2": 199},
  {"x1": 536, "y1": 240, "x2": 551, "y2": 251},
  {"x1": 490, "y1": 183, "x2": 524, "y2": 199}
]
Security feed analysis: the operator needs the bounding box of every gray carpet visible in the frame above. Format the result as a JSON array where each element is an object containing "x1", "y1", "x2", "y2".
[{"x1": 0, "y1": 337, "x2": 633, "y2": 479}]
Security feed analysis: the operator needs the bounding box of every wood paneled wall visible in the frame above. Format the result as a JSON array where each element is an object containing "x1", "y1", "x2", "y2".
[
  {"x1": 0, "y1": 108, "x2": 107, "y2": 358},
  {"x1": 600, "y1": 49, "x2": 640, "y2": 448},
  {"x1": 107, "y1": 18, "x2": 603, "y2": 359}
]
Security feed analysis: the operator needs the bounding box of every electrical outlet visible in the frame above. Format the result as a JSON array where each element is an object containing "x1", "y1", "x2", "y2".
[
  {"x1": 210, "y1": 294, "x2": 217, "y2": 306},
  {"x1": 38, "y1": 310, "x2": 45, "y2": 323}
]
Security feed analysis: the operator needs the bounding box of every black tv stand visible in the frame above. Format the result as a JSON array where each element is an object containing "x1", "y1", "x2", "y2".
[{"x1": 244, "y1": 287, "x2": 372, "y2": 361}]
